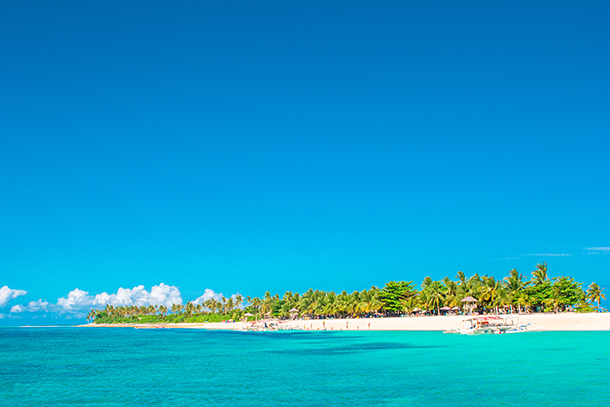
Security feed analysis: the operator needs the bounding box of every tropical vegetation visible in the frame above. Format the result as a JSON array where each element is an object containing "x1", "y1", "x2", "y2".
[{"x1": 88, "y1": 263, "x2": 606, "y2": 324}]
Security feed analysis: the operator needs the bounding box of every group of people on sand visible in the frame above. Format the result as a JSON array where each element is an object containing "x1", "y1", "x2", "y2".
[{"x1": 299, "y1": 319, "x2": 372, "y2": 331}]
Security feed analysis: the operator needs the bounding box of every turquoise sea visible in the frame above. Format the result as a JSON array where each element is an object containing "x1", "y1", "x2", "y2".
[{"x1": 1, "y1": 327, "x2": 608, "y2": 407}]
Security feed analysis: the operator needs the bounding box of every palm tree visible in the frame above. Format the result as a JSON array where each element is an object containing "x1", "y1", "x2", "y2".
[
  {"x1": 466, "y1": 273, "x2": 482, "y2": 300},
  {"x1": 86, "y1": 309, "x2": 96, "y2": 323},
  {"x1": 261, "y1": 291, "x2": 272, "y2": 316},
  {"x1": 249, "y1": 297, "x2": 262, "y2": 318},
  {"x1": 306, "y1": 291, "x2": 324, "y2": 317},
  {"x1": 171, "y1": 303, "x2": 183, "y2": 315},
  {"x1": 400, "y1": 295, "x2": 418, "y2": 314},
  {"x1": 417, "y1": 289, "x2": 430, "y2": 314},
  {"x1": 586, "y1": 282, "x2": 606, "y2": 310},
  {"x1": 226, "y1": 297, "x2": 234, "y2": 314},
  {"x1": 424, "y1": 281, "x2": 445, "y2": 315},
  {"x1": 147, "y1": 305, "x2": 156, "y2": 316},
  {"x1": 234, "y1": 294, "x2": 243, "y2": 310},
  {"x1": 443, "y1": 277, "x2": 459, "y2": 308},
  {"x1": 203, "y1": 299, "x2": 214, "y2": 314},
  {"x1": 357, "y1": 288, "x2": 382, "y2": 316},
  {"x1": 421, "y1": 276, "x2": 433, "y2": 290},
  {"x1": 480, "y1": 276, "x2": 503, "y2": 314},
  {"x1": 185, "y1": 301, "x2": 196, "y2": 317},
  {"x1": 322, "y1": 291, "x2": 339, "y2": 317},
  {"x1": 504, "y1": 268, "x2": 526, "y2": 313},
  {"x1": 456, "y1": 271, "x2": 467, "y2": 287},
  {"x1": 221, "y1": 296, "x2": 228, "y2": 314},
  {"x1": 517, "y1": 293, "x2": 531, "y2": 313},
  {"x1": 532, "y1": 262, "x2": 548, "y2": 285},
  {"x1": 495, "y1": 288, "x2": 510, "y2": 314},
  {"x1": 342, "y1": 291, "x2": 359, "y2": 316}
]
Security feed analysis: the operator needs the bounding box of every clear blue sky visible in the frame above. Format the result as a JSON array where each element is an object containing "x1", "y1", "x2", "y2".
[{"x1": 1, "y1": 1, "x2": 609, "y2": 323}]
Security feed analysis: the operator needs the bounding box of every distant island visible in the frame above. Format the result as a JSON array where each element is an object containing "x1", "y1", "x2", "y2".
[{"x1": 88, "y1": 262, "x2": 606, "y2": 325}]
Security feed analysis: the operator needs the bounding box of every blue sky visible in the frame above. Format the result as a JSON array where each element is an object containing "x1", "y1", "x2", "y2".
[{"x1": 1, "y1": 1, "x2": 609, "y2": 323}]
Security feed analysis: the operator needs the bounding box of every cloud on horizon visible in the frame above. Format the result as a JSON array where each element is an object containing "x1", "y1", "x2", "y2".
[
  {"x1": 521, "y1": 253, "x2": 573, "y2": 257},
  {"x1": 496, "y1": 248, "x2": 610, "y2": 260},
  {"x1": 192, "y1": 288, "x2": 225, "y2": 304},
  {"x1": 10, "y1": 283, "x2": 183, "y2": 319},
  {"x1": 0, "y1": 286, "x2": 27, "y2": 308},
  {"x1": 586, "y1": 247, "x2": 610, "y2": 254},
  {"x1": 7, "y1": 284, "x2": 242, "y2": 320}
]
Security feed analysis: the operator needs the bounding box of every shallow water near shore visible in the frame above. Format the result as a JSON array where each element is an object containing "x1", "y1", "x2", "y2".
[{"x1": 1, "y1": 327, "x2": 608, "y2": 407}]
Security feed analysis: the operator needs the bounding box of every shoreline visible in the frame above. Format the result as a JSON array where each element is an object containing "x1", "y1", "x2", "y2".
[{"x1": 78, "y1": 312, "x2": 610, "y2": 331}]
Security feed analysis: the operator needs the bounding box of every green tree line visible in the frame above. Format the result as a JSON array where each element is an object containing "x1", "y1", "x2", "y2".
[{"x1": 88, "y1": 263, "x2": 606, "y2": 324}]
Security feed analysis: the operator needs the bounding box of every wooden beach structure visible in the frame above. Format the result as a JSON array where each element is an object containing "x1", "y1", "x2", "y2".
[{"x1": 460, "y1": 296, "x2": 478, "y2": 315}]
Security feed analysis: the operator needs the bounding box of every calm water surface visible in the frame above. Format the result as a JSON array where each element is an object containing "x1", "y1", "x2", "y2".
[{"x1": 0, "y1": 327, "x2": 608, "y2": 406}]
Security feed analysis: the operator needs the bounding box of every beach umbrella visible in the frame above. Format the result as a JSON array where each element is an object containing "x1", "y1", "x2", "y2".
[
  {"x1": 460, "y1": 296, "x2": 478, "y2": 303},
  {"x1": 289, "y1": 308, "x2": 299, "y2": 320},
  {"x1": 412, "y1": 307, "x2": 421, "y2": 312},
  {"x1": 440, "y1": 306, "x2": 451, "y2": 311},
  {"x1": 451, "y1": 306, "x2": 460, "y2": 310}
]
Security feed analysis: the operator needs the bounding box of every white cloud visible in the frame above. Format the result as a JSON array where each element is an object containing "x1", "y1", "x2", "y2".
[
  {"x1": 10, "y1": 305, "x2": 25, "y2": 313},
  {"x1": 8, "y1": 284, "x2": 243, "y2": 319},
  {"x1": 95, "y1": 283, "x2": 182, "y2": 308},
  {"x1": 521, "y1": 253, "x2": 573, "y2": 257},
  {"x1": 0, "y1": 286, "x2": 27, "y2": 308},
  {"x1": 193, "y1": 288, "x2": 224, "y2": 305},
  {"x1": 56, "y1": 283, "x2": 183, "y2": 314},
  {"x1": 56, "y1": 289, "x2": 96, "y2": 313},
  {"x1": 12, "y1": 283, "x2": 183, "y2": 316},
  {"x1": 25, "y1": 300, "x2": 49, "y2": 312},
  {"x1": 586, "y1": 247, "x2": 610, "y2": 253}
]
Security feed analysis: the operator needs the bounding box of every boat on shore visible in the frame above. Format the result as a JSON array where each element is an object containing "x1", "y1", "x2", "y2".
[{"x1": 444, "y1": 315, "x2": 541, "y2": 334}]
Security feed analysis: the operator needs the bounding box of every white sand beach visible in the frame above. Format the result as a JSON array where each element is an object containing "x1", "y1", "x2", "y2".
[{"x1": 82, "y1": 312, "x2": 610, "y2": 331}]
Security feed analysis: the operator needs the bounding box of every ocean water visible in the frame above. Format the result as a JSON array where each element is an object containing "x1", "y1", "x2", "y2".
[{"x1": 1, "y1": 327, "x2": 608, "y2": 407}]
